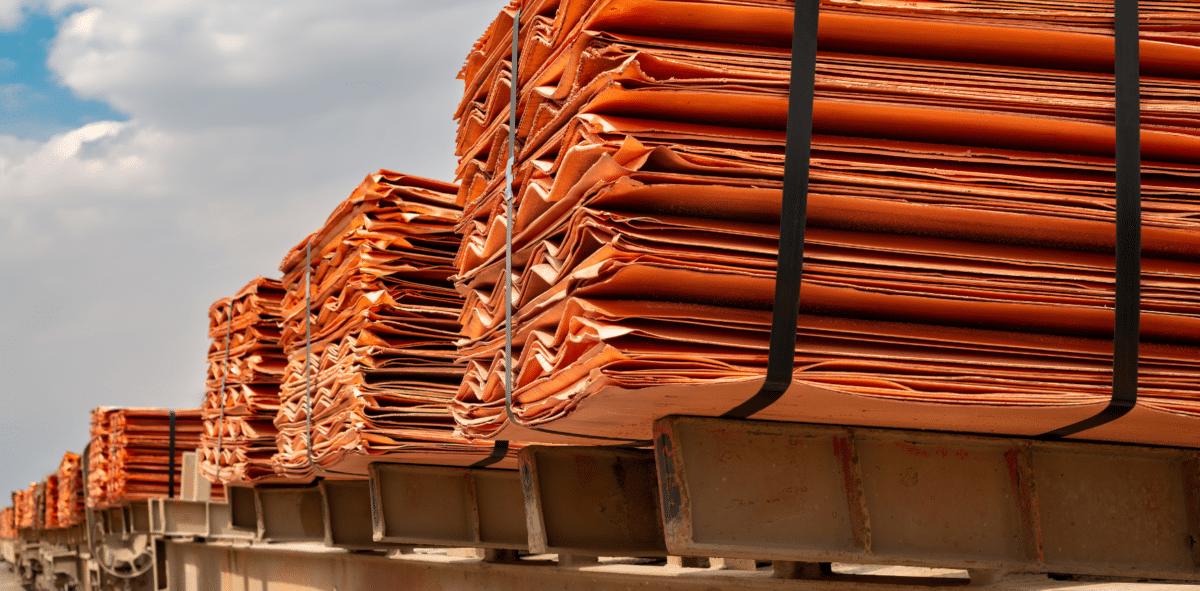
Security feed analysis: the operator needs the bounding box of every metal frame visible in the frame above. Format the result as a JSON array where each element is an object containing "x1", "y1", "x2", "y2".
[
  {"x1": 367, "y1": 462, "x2": 528, "y2": 549},
  {"x1": 519, "y1": 446, "x2": 667, "y2": 557},
  {"x1": 654, "y1": 415, "x2": 1200, "y2": 582},
  {"x1": 254, "y1": 485, "x2": 325, "y2": 543}
]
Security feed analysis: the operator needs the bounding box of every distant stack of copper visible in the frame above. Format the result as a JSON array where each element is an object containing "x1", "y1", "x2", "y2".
[
  {"x1": 0, "y1": 506, "x2": 14, "y2": 538},
  {"x1": 86, "y1": 408, "x2": 114, "y2": 508},
  {"x1": 199, "y1": 277, "x2": 287, "y2": 485},
  {"x1": 55, "y1": 452, "x2": 84, "y2": 528},
  {"x1": 14, "y1": 484, "x2": 35, "y2": 530},
  {"x1": 89, "y1": 407, "x2": 219, "y2": 506},
  {"x1": 271, "y1": 171, "x2": 505, "y2": 479},
  {"x1": 42, "y1": 475, "x2": 59, "y2": 529}
]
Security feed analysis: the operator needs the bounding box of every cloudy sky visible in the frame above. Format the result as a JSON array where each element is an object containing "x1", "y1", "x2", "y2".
[{"x1": 0, "y1": 0, "x2": 504, "y2": 493}]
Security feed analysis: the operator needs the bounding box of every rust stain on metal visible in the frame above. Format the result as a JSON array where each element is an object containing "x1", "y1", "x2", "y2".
[{"x1": 1005, "y1": 444, "x2": 1044, "y2": 565}]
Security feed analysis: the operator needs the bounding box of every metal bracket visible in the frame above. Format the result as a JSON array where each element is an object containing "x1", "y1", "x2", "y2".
[{"x1": 654, "y1": 415, "x2": 1200, "y2": 582}]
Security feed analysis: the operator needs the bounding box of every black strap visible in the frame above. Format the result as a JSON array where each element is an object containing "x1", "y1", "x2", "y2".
[
  {"x1": 1042, "y1": 0, "x2": 1140, "y2": 438},
  {"x1": 168, "y1": 410, "x2": 177, "y2": 499},
  {"x1": 723, "y1": 0, "x2": 820, "y2": 419},
  {"x1": 469, "y1": 440, "x2": 509, "y2": 468}
]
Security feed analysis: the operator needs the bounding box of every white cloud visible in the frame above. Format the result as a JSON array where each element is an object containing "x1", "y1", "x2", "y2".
[{"x1": 0, "y1": 0, "x2": 506, "y2": 490}]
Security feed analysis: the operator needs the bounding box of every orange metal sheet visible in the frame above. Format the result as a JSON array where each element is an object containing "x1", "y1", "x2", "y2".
[
  {"x1": 269, "y1": 171, "x2": 518, "y2": 482},
  {"x1": 448, "y1": 0, "x2": 1200, "y2": 448},
  {"x1": 199, "y1": 277, "x2": 288, "y2": 485},
  {"x1": 0, "y1": 507, "x2": 14, "y2": 539}
]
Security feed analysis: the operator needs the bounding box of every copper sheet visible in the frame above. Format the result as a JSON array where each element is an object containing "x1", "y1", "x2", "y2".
[
  {"x1": 269, "y1": 171, "x2": 517, "y2": 482},
  {"x1": 448, "y1": 0, "x2": 1200, "y2": 448},
  {"x1": 0, "y1": 507, "x2": 14, "y2": 539},
  {"x1": 199, "y1": 277, "x2": 287, "y2": 485},
  {"x1": 52, "y1": 452, "x2": 84, "y2": 528},
  {"x1": 13, "y1": 484, "x2": 35, "y2": 530}
]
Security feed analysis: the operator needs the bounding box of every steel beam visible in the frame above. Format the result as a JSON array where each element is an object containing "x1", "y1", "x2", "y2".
[
  {"x1": 127, "y1": 501, "x2": 152, "y2": 534},
  {"x1": 208, "y1": 501, "x2": 254, "y2": 541},
  {"x1": 226, "y1": 485, "x2": 257, "y2": 531},
  {"x1": 179, "y1": 451, "x2": 212, "y2": 502},
  {"x1": 254, "y1": 486, "x2": 325, "y2": 543},
  {"x1": 519, "y1": 446, "x2": 667, "y2": 557},
  {"x1": 150, "y1": 499, "x2": 209, "y2": 538},
  {"x1": 319, "y1": 479, "x2": 411, "y2": 551},
  {"x1": 367, "y1": 463, "x2": 527, "y2": 550},
  {"x1": 653, "y1": 415, "x2": 1200, "y2": 582}
]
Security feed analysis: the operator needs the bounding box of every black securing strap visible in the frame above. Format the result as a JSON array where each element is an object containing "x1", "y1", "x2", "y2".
[
  {"x1": 723, "y1": 0, "x2": 820, "y2": 419},
  {"x1": 469, "y1": 440, "x2": 509, "y2": 468},
  {"x1": 1042, "y1": 0, "x2": 1140, "y2": 439},
  {"x1": 168, "y1": 409, "x2": 177, "y2": 499}
]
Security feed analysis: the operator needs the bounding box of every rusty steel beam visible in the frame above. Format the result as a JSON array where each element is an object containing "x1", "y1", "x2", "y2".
[
  {"x1": 254, "y1": 486, "x2": 325, "y2": 543},
  {"x1": 519, "y1": 446, "x2": 667, "y2": 557},
  {"x1": 654, "y1": 415, "x2": 1200, "y2": 582},
  {"x1": 367, "y1": 463, "x2": 528, "y2": 549}
]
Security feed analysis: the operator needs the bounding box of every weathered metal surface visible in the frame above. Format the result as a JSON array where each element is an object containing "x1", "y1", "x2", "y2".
[
  {"x1": 367, "y1": 463, "x2": 527, "y2": 549},
  {"x1": 319, "y1": 479, "x2": 410, "y2": 551},
  {"x1": 254, "y1": 486, "x2": 324, "y2": 543},
  {"x1": 519, "y1": 446, "x2": 667, "y2": 556},
  {"x1": 179, "y1": 451, "x2": 212, "y2": 503},
  {"x1": 654, "y1": 415, "x2": 1200, "y2": 582},
  {"x1": 151, "y1": 499, "x2": 209, "y2": 538},
  {"x1": 207, "y1": 501, "x2": 254, "y2": 541},
  {"x1": 160, "y1": 539, "x2": 1200, "y2": 591},
  {"x1": 226, "y1": 486, "x2": 257, "y2": 532}
]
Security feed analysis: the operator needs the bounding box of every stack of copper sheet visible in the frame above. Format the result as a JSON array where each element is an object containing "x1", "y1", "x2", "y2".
[
  {"x1": 42, "y1": 474, "x2": 59, "y2": 529},
  {"x1": 449, "y1": 0, "x2": 1200, "y2": 448},
  {"x1": 55, "y1": 452, "x2": 84, "y2": 528},
  {"x1": 88, "y1": 408, "x2": 218, "y2": 506},
  {"x1": 86, "y1": 408, "x2": 113, "y2": 508},
  {"x1": 14, "y1": 485, "x2": 35, "y2": 530},
  {"x1": 271, "y1": 171, "x2": 512, "y2": 480},
  {"x1": 0, "y1": 507, "x2": 14, "y2": 539},
  {"x1": 199, "y1": 277, "x2": 287, "y2": 484}
]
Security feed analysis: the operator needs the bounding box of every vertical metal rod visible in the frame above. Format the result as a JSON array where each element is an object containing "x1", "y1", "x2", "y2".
[
  {"x1": 503, "y1": 7, "x2": 520, "y2": 427},
  {"x1": 305, "y1": 240, "x2": 318, "y2": 472},
  {"x1": 215, "y1": 301, "x2": 233, "y2": 479}
]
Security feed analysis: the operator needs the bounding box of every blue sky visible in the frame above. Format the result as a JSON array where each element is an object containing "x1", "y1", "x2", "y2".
[{"x1": 0, "y1": 8, "x2": 126, "y2": 140}]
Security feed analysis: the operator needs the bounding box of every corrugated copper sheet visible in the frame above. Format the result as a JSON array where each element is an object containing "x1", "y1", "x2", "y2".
[
  {"x1": 86, "y1": 408, "x2": 114, "y2": 508},
  {"x1": 42, "y1": 473, "x2": 58, "y2": 530},
  {"x1": 0, "y1": 507, "x2": 14, "y2": 539},
  {"x1": 13, "y1": 484, "x2": 35, "y2": 530},
  {"x1": 55, "y1": 452, "x2": 84, "y2": 528},
  {"x1": 199, "y1": 277, "x2": 287, "y2": 485},
  {"x1": 270, "y1": 171, "x2": 516, "y2": 480},
  {"x1": 448, "y1": 0, "x2": 1200, "y2": 447}
]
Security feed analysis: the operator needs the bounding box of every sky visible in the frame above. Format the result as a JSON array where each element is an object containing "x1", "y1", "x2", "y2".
[{"x1": 0, "y1": 0, "x2": 505, "y2": 493}]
